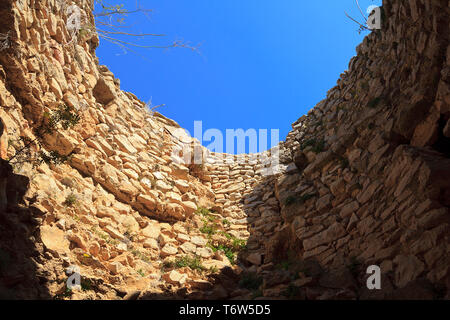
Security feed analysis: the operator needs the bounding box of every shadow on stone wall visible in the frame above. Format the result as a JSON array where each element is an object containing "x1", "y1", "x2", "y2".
[
  {"x1": 0, "y1": 159, "x2": 51, "y2": 299},
  {"x1": 128, "y1": 169, "x2": 447, "y2": 301},
  {"x1": 234, "y1": 175, "x2": 447, "y2": 300}
]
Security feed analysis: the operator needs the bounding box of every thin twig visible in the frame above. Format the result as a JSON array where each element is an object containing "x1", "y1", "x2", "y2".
[
  {"x1": 95, "y1": 28, "x2": 165, "y2": 37},
  {"x1": 91, "y1": 0, "x2": 199, "y2": 55},
  {"x1": 98, "y1": 34, "x2": 173, "y2": 49},
  {"x1": 355, "y1": 0, "x2": 368, "y2": 22},
  {"x1": 94, "y1": 8, "x2": 152, "y2": 18},
  {"x1": 344, "y1": 11, "x2": 369, "y2": 31},
  {"x1": 7, "y1": 137, "x2": 39, "y2": 164}
]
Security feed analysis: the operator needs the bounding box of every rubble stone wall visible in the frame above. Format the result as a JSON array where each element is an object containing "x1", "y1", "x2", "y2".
[{"x1": 0, "y1": 0, "x2": 448, "y2": 299}]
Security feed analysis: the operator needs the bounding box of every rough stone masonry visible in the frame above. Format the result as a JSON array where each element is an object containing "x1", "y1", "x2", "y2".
[{"x1": 0, "y1": 0, "x2": 448, "y2": 300}]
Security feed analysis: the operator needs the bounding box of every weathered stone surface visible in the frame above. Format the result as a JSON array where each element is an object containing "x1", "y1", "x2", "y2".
[
  {"x1": 142, "y1": 223, "x2": 161, "y2": 239},
  {"x1": 319, "y1": 268, "x2": 356, "y2": 289},
  {"x1": 160, "y1": 244, "x2": 178, "y2": 257},
  {"x1": 107, "y1": 261, "x2": 124, "y2": 275},
  {"x1": 40, "y1": 225, "x2": 70, "y2": 255},
  {"x1": 181, "y1": 201, "x2": 197, "y2": 216},
  {"x1": 93, "y1": 76, "x2": 117, "y2": 105},
  {"x1": 191, "y1": 236, "x2": 208, "y2": 247},
  {"x1": 196, "y1": 247, "x2": 214, "y2": 258},
  {"x1": 246, "y1": 252, "x2": 262, "y2": 266},
  {"x1": 104, "y1": 226, "x2": 125, "y2": 241},
  {"x1": 393, "y1": 255, "x2": 425, "y2": 288},
  {"x1": 162, "y1": 270, "x2": 187, "y2": 285},
  {"x1": 303, "y1": 223, "x2": 346, "y2": 251},
  {"x1": 137, "y1": 194, "x2": 157, "y2": 210},
  {"x1": 180, "y1": 242, "x2": 197, "y2": 254},
  {"x1": 0, "y1": 0, "x2": 447, "y2": 300}
]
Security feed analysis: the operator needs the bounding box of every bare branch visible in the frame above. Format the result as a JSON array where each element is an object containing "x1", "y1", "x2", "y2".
[
  {"x1": 95, "y1": 28, "x2": 165, "y2": 37},
  {"x1": 345, "y1": 12, "x2": 368, "y2": 29},
  {"x1": 90, "y1": 0, "x2": 199, "y2": 54},
  {"x1": 98, "y1": 34, "x2": 188, "y2": 49},
  {"x1": 355, "y1": 0, "x2": 368, "y2": 22},
  {"x1": 344, "y1": 11, "x2": 369, "y2": 32},
  {"x1": 94, "y1": 8, "x2": 152, "y2": 18}
]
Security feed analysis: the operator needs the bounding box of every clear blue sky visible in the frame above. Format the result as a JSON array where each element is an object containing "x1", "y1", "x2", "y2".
[{"x1": 95, "y1": 0, "x2": 381, "y2": 153}]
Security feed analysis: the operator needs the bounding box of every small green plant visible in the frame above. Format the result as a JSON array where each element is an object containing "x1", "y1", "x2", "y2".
[
  {"x1": 194, "y1": 207, "x2": 218, "y2": 222},
  {"x1": 7, "y1": 104, "x2": 80, "y2": 167},
  {"x1": 137, "y1": 269, "x2": 145, "y2": 277},
  {"x1": 40, "y1": 150, "x2": 71, "y2": 165},
  {"x1": 90, "y1": 227, "x2": 119, "y2": 246},
  {"x1": 54, "y1": 286, "x2": 72, "y2": 300},
  {"x1": 196, "y1": 207, "x2": 217, "y2": 222},
  {"x1": 64, "y1": 193, "x2": 78, "y2": 207},
  {"x1": 131, "y1": 250, "x2": 150, "y2": 263},
  {"x1": 239, "y1": 272, "x2": 263, "y2": 291},
  {"x1": 222, "y1": 248, "x2": 236, "y2": 264},
  {"x1": 232, "y1": 238, "x2": 247, "y2": 251},
  {"x1": 222, "y1": 219, "x2": 230, "y2": 227},
  {"x1": 78, "y1": 23, "x2": 97, "y2": 41},
  {"x1": 208, "y1": 266, "x2": 219, "y2": 273},
  {"x1": 162, "y1": 260, "x2": 173, "y2": 272},
  {"x1": 219, "y1": 231, "x2": 233, "y2": 240},
  {"x1": 81, "y1": 278, "x2": 93, "y2": 292},
  {"x1": 207, "y1": 243, "x2": 235, "y2": 264},
  {"x1": 208, "y1": 235, "x2": 246, "y2": 265},
  {"x1": 175, "y1": 255, "x2": 205, "y2": 271},
  {"x1": 200, "y1": 221, "x2": 218, "y2": 236},
  {"x1": 44, "y1": 104, "x2": 81, "y2": 131},
  {"x1": 163, "y1": 256, "x2": 206, "y2": 272},
  {"x1": 195, "y1": 207, "x2": 211, "y2": 216}
]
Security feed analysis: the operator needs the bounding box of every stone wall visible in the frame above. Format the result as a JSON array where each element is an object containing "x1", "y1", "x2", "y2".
[
  {"x1": 243, "y1": 0, "x2": 450, "y2": 298},
  {"x1": 0, "y1": 0, "x2": 448, "y2": 299}
]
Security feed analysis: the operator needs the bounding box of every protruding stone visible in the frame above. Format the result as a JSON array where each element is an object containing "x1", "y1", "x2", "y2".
[{"x1": 163, "y1": 270, "x2": 187, "y2": 286}]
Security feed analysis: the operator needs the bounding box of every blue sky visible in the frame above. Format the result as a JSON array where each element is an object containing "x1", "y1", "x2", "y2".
[{"x1": 95, "y1": 0, "x2": 381, "y2": 153}]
